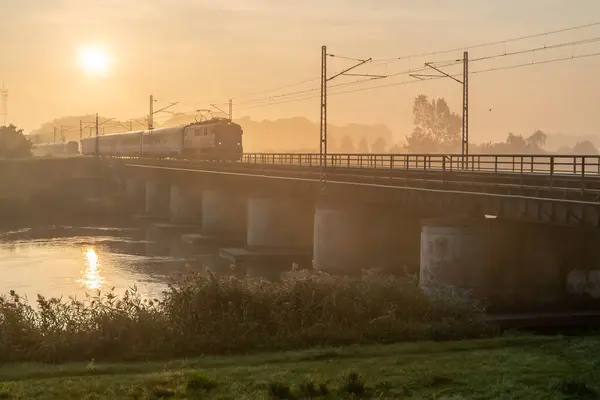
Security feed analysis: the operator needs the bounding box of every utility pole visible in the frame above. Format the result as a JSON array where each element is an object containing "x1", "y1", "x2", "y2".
[
  {"x1": 462, "y1": 51, "x2": 469, "y2": 160},
  {"x1": 0, "y1": 82, "x2": 7, "y2": 127},
  {"x1": 319, "y1": 46, "x2": 376, "y2": 189},
  {"x1": 53, "y1": 126, "x2": 57, "y2": 145},
  {"x1": 229, "y1": 99, "x2": 233, "y2": 121},
  {"x1": 148, "y1": 95, "x2": 154, "y2": 130},
  {"x1": 411, "y1": 51, "x2": 469, "y2": 168},
  {"x1": 95, "y1": 113, "x2": 99, "y2": 157},
  {"x1": 320, "y1": 46, "x2": 327, "y2": 187},
  {"x1": 79, "y1": 120, "x2": 83, "y2": 143},
  {"x1": 129, "y1": 120, "x2": 133, "y2": 131},
  {"x1": 60, "y1": 125, "x2": 64, "y2": 143}
]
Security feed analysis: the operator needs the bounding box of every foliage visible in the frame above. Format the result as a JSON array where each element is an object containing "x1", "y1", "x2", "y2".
[
  {"x1": 338, "y1": 135, "x2": 355, "y2": 153},
  {"x1": 371, "y1": 136, "x2": 388, "y2": 153},
  {"x1": 473, "y1": 130, "x2": 549, "y2": 154},
  {"x1": 572, "y1": 140, "x2": 598, "y2": 155},
  {"x1": 405, "y1": 95, "x2": 461, "y2": 153},
  {"x1": 356, "y1": 136, "x2": 370, "y2": 153},
  {"x1": 0, "y1": 271, "x2": 487, "y2": 363},
  {"x1": 0, "y1": 125, "x2": 32, "y2": 158}
]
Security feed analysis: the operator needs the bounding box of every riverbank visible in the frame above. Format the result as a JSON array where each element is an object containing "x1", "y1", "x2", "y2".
[{"x1": 0, "y1": 335, "x2": 597, "y2": 399}]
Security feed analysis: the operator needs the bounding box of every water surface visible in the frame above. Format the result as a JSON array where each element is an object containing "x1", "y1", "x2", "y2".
[{"x1": 0, "y1": 225, "x2": 226, "y2": 301}]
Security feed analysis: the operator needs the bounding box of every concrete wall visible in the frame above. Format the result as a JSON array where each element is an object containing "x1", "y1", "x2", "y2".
[
  {"x1": 170, "y1": 184, "x2": 202, "y2": 224},
  {"x1": 246, "y1": 196, "x2": 314, "y2": 250},
  {"x1": 202, "y1": 189, "x2": 246, "y2": 238},
  {"x1": 314, "y1": 202, "x2": 422, "y2": 274},
  {"x1": 420, "y1": 217, "x2": 600, "y2": 311},
  {"x1": 145, "y1": 179, "x2": 170, "y2": 218}
]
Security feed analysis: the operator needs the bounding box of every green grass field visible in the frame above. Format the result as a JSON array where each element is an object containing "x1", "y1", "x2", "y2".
[{"x1": 0, "y1": 335, "x2": 598, "y2": 399}]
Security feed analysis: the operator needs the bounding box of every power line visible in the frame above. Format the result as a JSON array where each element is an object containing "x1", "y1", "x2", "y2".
[
  {"x1": 372, "y1": 20, "x2": 600, "y2": 63},
  {"x1": 240, "y1": 37, "x2": 600, "y2": 109},
  {"x1": 172, "y1": 21, "x2": 600, "y2": 112},
  {"x1": 231, "y1": 76, "x2": 320, "y2": 101},
  {"x1": 234, "y1": 49, "x2": 600, "y2": 111}
]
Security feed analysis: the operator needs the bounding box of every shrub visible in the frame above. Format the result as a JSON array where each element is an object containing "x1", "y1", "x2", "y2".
[{"x1": 0, "y1": 270, "x2": 488, "y2": 363}]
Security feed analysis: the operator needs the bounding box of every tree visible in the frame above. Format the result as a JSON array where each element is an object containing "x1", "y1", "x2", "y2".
[
  {"x1": 357, "y1": 136, "x2": 369, "y2": 153},
  {"x1": 572, "y1": 140, "x2": 598, "y2": 155},
  {"x1": 371, "y1": 136, "x2": 387, "y2": 153},
  {"x1": 327, "y1": 135, "x2": 337, "y2": 153},
  {"x1": 505, "y1": 132, "x2": 528, "y2": 152},
  {"x1": 526, "y1": 130, "x2": 547, "y2": 152},
  {"x1": 339, "y1": 135, "x2": 355, "y2": 153},
  {"x1": 0, "y1": 125, "x2": 32, "y2": 158},
  {"x1": 405, "y1": 95, "x2": 461, "y2": 153}
]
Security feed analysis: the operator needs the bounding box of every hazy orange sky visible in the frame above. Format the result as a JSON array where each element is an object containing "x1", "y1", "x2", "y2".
[{"x1": 1, "y1": 0, "x2": 600, "y2": 144}]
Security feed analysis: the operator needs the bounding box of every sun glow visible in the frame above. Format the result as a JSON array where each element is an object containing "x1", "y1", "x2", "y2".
[
  {"x1": 79, "y1": 248, "x2": 104, "y2": 290},
  {"x1": 78, "y1": 46, "x2": 110, "y2": 76}
]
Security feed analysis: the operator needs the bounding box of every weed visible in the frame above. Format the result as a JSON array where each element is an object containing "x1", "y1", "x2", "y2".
[
  {"x1": 0, "y1": 271, "x2": 487, "y2": 363},
  {"x1": 342, "y1": 371, "x2": 366, "y2": 396},
  {"x1": 268, "y1": 382, "x2": 294, "y2": 399},
  {"x1": 185, "y1": 371, "x2": 217, "y2": 392},
  {"x1": 151, "y1": 387, "x2": 176, "y2": 398},
  {"x1": 554, "y1": 379, "x2": 598, "y2": 399}
]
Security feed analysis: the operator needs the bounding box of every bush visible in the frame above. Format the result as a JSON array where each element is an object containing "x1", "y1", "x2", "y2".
[{"x1": 0, "y1": 270, "x2": 488, "y2": 363}]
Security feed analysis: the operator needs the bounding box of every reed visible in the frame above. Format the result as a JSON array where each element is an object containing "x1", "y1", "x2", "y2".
[{"x1": 0, "y1": 269, "x2": 489, "y2": 363}]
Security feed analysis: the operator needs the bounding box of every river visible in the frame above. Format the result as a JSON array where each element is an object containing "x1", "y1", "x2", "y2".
[{"x1": 0, "y1": 222, "x2": 230, "y2": 301}]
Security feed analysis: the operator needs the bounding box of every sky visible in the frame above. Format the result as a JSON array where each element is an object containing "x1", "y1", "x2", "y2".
[{"x1": 1, "y1": 0, "x2": 600, "y2": 144}]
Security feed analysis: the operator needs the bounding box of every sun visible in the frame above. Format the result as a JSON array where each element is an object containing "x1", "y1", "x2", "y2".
[{"x1": 78, "y1": 46, "x2": 110, "y2": 76}]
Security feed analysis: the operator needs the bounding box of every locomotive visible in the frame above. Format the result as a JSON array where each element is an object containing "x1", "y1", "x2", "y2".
[{"x1": 80, "y1": 118, "x2": 243, "y2": 161}]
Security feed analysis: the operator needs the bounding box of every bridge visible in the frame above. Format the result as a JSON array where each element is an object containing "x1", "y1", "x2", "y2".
[{"x1": 111, "y1": 152, "x2": 600, "y2": 314}]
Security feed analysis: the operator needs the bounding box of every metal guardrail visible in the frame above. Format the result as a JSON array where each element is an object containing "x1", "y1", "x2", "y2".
[{"x1": 241, "y1": 153, "x2": 600, "y2": 178}]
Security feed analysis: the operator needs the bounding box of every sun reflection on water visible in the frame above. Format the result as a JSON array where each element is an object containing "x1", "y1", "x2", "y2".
[{"x1": 78, "y1": 248, "x2": 105, "y2": 290}]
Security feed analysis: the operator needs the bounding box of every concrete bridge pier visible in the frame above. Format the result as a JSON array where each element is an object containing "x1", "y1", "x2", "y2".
[
  {"x1": 419, "y1": 217, "x2": 600, "y2": 312},
  {"x1": 246, "y1": 196, "x2": 314, "y2": 250},
  {"x1": 145, "y1": 178, "x2": 170, "y2": 219},
  {"x1": 219, "y1": 195, "x2": 315, "y2": 270},
  {"x1": 313, "y1": 201, "x2": 422, "y2": 274},
  {"x1": 170, "y1": 184, "x2": 202, "y2": 225},
  {"x1": 125, "y1": 177, "x2": 145, "y2": 207},
  {"x1": 201, "y1": 189, "x2": 246, "y2": 239}
]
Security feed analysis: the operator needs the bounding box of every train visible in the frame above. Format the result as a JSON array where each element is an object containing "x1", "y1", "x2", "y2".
[
  {"x1": 80, "y1": 118, "x2": 243, "y2": 161},
  {"x1": 31, "y1": 141, "x2": 79, "y2": 157}
]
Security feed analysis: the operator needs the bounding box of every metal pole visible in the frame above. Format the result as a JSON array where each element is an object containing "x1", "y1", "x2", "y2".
[
  {"x1": 95, "y1": 113, "x2": 99, "y2": 157},
  {"x1": 462, "y1": 51, "x2": 469, "y2": 168},
  {"x1": 319, "y1": 45, "x2": 327, "y2": 188},
  {"x1": 229, "y1": 99, "x2": 233, "y2": 121},
  {"x1": 79, "y1": 120, "x2": 83, "y2": 143},
  {"x1": 60, "y1": 125, "x2": 64, "y2": 143},
  {"x1": 149, "y1": 95, "x2": 153, "y2": 153},
  {"x1": 149, "y1": 95, "x2": 154, "y2": 130},
  {"x1": 53, "y1": 126, "x2": 56, "y2": 145}
]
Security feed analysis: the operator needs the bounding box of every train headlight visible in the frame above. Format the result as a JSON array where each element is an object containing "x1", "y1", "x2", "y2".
[{"x1": 218, "y1": 142, "x2": 222, "y2": 145}]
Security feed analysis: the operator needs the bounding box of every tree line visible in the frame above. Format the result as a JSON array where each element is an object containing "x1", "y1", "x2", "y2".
[{"x1": 402, "y1": 94, "x2": 598, "y2": 155}]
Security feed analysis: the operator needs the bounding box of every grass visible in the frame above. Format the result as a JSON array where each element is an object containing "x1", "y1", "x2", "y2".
[
  {"x1": 0, "y1": 270, "x2": 489, "y2": 363},
  {"x1": 0, "y1": 335, "x2": 598, "y2": 398}
]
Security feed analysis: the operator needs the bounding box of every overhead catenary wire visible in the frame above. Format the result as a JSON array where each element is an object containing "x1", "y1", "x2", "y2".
[
  {"x1": 233, "y1": 49, "x2": 600, "y2": 112},
  {"x1": 137, "y1": 21, "x2": 600, "y2": 119},
  {"x1": 371, "y1": 20, "x2": 600, "y2": 63},
  {"x1": 224, "y1": 20, "x2": 600, "y2": 106}
]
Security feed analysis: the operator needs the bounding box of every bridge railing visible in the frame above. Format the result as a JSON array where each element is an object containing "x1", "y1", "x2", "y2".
[{"x1": 241, "y1": 153, "x2": 600, "y2": 178}]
